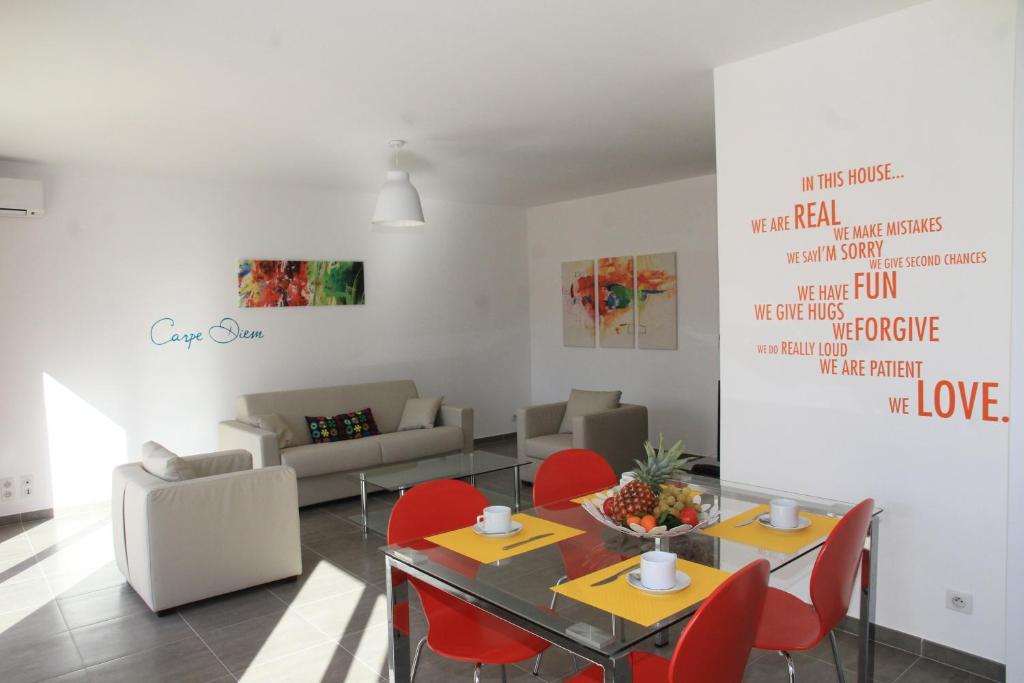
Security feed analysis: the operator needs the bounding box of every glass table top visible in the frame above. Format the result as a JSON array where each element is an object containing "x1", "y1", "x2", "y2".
[
  {"x1": 357, "y1": 449, "x2": 532, "y2": 492},
  {"x1": 382, "y1": 474, "x2": 882, "y2": 658}
]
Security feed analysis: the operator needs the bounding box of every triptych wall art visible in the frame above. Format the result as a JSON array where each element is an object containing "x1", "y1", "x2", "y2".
[
  {"x1": 561, "y1": 252, "x2": 677, "y2": 350},
  {"x1": 238, "y1": 259, "x2": 365, "y2": 307}
]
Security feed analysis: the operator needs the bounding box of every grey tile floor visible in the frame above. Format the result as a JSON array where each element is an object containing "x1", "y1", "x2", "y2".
[{"x1": 0, "y1": 442, "x2": 999, "y2": 682}]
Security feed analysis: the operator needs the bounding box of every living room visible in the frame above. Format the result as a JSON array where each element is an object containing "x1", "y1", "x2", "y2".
[{"x1": 1, "y1": 1, "x2": 1022, "y2": 682}]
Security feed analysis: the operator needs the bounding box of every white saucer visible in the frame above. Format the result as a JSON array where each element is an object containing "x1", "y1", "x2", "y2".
[
  {"x1": 472, "y1": 521, "x2": 523, "y2": 538},
  {"x1": 757, "y1": 513, "x2": 812, "y2": 532},
  {"x1": 626, "y1": 570, "x2": 691, "y2": 594}
]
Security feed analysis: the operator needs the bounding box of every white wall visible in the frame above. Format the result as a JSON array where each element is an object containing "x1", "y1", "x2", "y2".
[
  {"x1": 0, "y1": 162, "x2": 530, "y2": 515},
  {"x1": 1007, "y1": 1, "x2": 1024, "y2": 677},
  {"x1": 715, "y1": 0, "x2": 1016, "y2": 661},
  {"x1": 526, "y1": 175, "x2": 719, "y2": 457}
]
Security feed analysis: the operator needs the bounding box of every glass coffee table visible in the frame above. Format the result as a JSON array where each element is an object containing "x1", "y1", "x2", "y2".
[{"x1": 349, "y1": 450, "x2": 532, "y2": 536}]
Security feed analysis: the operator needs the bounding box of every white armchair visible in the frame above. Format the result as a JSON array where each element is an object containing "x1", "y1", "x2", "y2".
[
  {"x1": 111, "y1": 449, "x2": 302, "y2": 613},
  {"x1": 516, "y1": 399, "x2": 648, "y2": 482}
]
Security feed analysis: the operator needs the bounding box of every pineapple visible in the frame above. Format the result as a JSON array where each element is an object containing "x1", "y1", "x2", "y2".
[
  {"x1": 622, "y1": 434, "x2": 693, "y2": 516},
  {"x1": 606, "y1": 435, "x2": 696, "y2": 525},
  {"x1": 615, "y1": 480, "x2": 658, "y2": 519}
]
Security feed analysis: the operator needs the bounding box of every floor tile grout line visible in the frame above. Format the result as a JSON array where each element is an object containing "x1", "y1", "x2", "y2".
[
  {"x1": 915, "y1": 653, "x2": 1003, "y2": 682},
  {"x1": 889, "y1": 656, "x2": 920, "y2": 683},
  {"x1": 71, "y1": 617, "x2": 199, "y2": 672},
  {"x1": 180, "y1": 610, "x2": 239, "y2": 682}
]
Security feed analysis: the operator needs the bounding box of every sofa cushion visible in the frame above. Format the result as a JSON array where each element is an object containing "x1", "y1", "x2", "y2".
[
  {"x1": 337, "y1": 409, "x2": 380, "y2": 440},
  {"x1": 251, "y1": 414, "x2": 294, "y2": 449},
  {"x1": 398, "y1": 396, "x2": 443, "y2": 431},
  {"x1": 141, "y1": 441, "x2": 197, "y2": 482},
  {"x1": 558, "y1": 389, "x2": 622, "y2": 433},
  {"x1": 236, "y1": 380, "x2": 419, "y2": 447},
  {"x1": 305, "y1": 415, "x2": 345, "y2": 444},
  {"x1": 376, "y1": 426, "x2": 464, "y2": 464},
  {"x1": 524, "y1": 433, "x2": 574, "y2": 460},
  {"x1": 281, "y1": 439, "x2": 383, "y2": 479}
]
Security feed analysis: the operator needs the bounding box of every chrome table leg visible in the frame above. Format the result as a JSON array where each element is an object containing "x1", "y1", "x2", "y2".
[
  {"x1": 514, "y1": 465, "x2": 522, "y2": 511},
  {"x1": 385, "y1": 557, "x2": 411, "y2": 683},
  {"x1": 360, "y1": 477, "x2": 369, "y2": 537},
  {"x1": 857, "y1": 515, "x2": 879, "y2": 683}
]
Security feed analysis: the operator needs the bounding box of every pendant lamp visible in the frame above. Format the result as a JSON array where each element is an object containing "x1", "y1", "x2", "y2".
[{"x1": 372, "y1": 140, "x2": 425, "y2": 228}]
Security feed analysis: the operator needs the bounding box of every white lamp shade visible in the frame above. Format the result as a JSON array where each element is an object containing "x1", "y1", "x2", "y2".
[{"x1": 372, "y1": 170, "x2": 425, "y2": 227}]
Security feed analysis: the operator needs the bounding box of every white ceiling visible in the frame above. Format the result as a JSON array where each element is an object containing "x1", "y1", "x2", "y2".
[{"x1": 0, "y1": 1, "x2": 924, "y2": 207}]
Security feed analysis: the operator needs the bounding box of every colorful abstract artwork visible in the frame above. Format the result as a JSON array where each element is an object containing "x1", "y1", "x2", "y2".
[
  {"x1": 636, "y1": 252, "x2": 678, "y2": 350},
  {"x1": 561, "y1": 259, "x2": 596, "y2": 347},
  {"x1": 238, "y1": 259, "x2": 365, "y2": 307},
  {"x1": 597, "y1": 256, "x2": 635, "y2": 348}
]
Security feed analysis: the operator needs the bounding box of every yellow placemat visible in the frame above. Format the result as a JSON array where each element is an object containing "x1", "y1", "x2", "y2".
[
  {"x1": 570, "y1": 487, "x2": 613, "y2": 505},
  {"x1": 425, "y1": 513, "x2": 584, "y2": 564},
  {"x1": 552, "y1": 556, "x2": 731, "y2": 627},
  {"x1": 701, "y1": 505, "x2": 839, "y2": 554}
]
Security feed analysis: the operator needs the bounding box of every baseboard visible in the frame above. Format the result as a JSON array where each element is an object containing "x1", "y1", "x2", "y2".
[
  {"x1": 474, "y1": 432, "x2": 515, "y2": 445},
  {"x1": 0, "y1": 507, "x2": 54, "y2": 527},
  {"x1": 837, "y1": 615, "x2": 1005, "y2": 681}
]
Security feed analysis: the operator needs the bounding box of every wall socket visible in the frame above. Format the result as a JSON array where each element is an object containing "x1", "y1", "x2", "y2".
[
  {"x1": 0, "y1": 477, "x2": 15, "y2": 502},
  {"x1": 19, "y1": 475, "x2": 33, "y2": 498},
  {"x1": 946, "y1": 589, "x2": 973, "y2": 615}
]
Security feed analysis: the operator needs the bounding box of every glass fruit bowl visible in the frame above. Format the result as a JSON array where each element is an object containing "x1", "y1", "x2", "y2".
[{"x1": 579, "y1": 484, "x2": 720, "y2": 540}]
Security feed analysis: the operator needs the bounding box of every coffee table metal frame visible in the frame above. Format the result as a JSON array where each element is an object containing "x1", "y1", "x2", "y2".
[{"x1": 353, "y1": 450, "x2": 531, "y2": 536}]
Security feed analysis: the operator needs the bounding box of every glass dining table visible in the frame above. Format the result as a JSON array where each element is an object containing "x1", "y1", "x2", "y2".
[{"x1": 381, "y1": 474, "x2": 882, "y2": 683}]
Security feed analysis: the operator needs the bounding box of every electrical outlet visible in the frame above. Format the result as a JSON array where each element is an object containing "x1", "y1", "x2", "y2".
[
  {"x1": 19, "y1": 475, "x2": 33, "y2": 498},
  {"x1": 0, "y1": 477, "x2": 15, "y2": 502},
  {"x1": 946, "y1": 589, "x2": 973, "y2": 615}
]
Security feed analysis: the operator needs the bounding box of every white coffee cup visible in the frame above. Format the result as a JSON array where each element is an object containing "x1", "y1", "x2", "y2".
[
  {"x1": 477, "y1": 505, "x2": 512, "y2": 533},
  {"x1": 769, "y1": 498, "x2": 800, "y2": 529},
  {"x1": 639, "y1": 550, "x2": 677, "y2": 590}
]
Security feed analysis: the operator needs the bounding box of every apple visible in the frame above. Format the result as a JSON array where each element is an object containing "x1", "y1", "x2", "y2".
[
  {"x1": 678, "y1": 508, "x2": 700, "y2": 527},
  {"x1": 602, "y1": 497, "x2": 616, "y2": 517}
]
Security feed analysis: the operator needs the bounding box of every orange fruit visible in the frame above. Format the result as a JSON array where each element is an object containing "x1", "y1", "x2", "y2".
[
  {"x1": 626, "y1": 515, "x2": 641, "y2": 527},
  {"x1": 640, "y1": 515, "x2": 657, "y2": 531}
]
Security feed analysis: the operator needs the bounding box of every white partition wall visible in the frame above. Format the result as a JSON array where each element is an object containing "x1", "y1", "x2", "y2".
[{"x1": 714, "y1": 0, "x2": 1016, "y2": 663}]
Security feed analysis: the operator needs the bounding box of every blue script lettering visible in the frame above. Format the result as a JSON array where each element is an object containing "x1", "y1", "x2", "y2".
[
  {"x1": 208, "y1": 318, "x2": 265, "y2": 344},
  {"x1": 150, "y1": 317, "x2": 264, "y2": 349},
  {"x1": 150, "y1": 318, "x2": 204, "y2": 349}
]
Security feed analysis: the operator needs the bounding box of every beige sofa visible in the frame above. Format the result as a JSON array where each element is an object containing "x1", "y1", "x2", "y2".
[
  {"x1": 112, "y1": 449, "x2": 301, "y2": 613},
  {"x1": 218, "y1": 380, "x2": 474, "y2": 506},
  {"x1": 516, "y1": 401, "x2": 648, "y2": 482}
]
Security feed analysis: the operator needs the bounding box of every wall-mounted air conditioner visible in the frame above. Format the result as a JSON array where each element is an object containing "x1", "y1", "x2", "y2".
[{"x1": 0, "y1": 178, "x2": 45, "y2": 217}]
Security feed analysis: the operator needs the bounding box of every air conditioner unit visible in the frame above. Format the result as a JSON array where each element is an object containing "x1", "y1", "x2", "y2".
[{"x1": 0, "y1": 178, "x2": 45, "y2": 217}]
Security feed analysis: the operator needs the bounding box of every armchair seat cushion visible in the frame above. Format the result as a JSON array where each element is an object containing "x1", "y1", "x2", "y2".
[
  {"x1": 524, "y1": 433, "x2": 574, "y2": 460},
  {"x1": 281, "y1": 439, "x2": 382, "y2": 478},
  {"x1": 377, "y1": 426, "x2": 464, "y2": 464}
]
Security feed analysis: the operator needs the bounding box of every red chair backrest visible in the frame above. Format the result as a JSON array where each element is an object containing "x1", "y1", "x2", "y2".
[
  {"x1": 533, "y1": 449, "x2": 618, "y2": 507},
  {"x1": 388, "y1": 479, "x2": 489, "y2": 544},
  {"x1": 387, "y1": 480, "x2": 490, "y2": 626},
  {"x1": 669, "y1": 558, "x2": 770, "y2": 683},
  {"x1": 809, "y1": 498, "x2": 875, "y2": 632}
]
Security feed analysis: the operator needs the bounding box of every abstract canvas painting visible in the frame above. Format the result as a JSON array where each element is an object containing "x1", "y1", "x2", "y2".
[
  {"x1": 561, "y1": 259, "x2": 596, "y2": 347},
  {"x1": 636, "y1": 252, "x2": 678, "y2": 350},
  {"x1": 238, "y1": 259, "x2": 365, "y2": 307},
  {"x1": 597, "y1": 256, "x2": 635, "y2": 348}
]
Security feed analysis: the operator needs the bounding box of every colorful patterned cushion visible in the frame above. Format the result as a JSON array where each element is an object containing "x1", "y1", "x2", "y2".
[
  {"x1": 335, "y1": 408, "x2": 380, "y2": 440},
  {"x1": 305, "y1": 415, "x2": 343, "y2": 444},
  {"x1": 305, "y1": 409, "x2": 380, "y2": 444}
]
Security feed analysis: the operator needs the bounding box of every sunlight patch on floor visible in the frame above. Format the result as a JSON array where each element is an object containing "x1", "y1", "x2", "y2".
[{"x1": 238, "y1": 559, "x2": 378, "y2": 682}]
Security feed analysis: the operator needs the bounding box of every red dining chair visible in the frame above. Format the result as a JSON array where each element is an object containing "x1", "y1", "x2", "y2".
[
  {"x1": 531, "y1": 449, "x2": 621, "y2": 675},
  {"x1": 532, "y1": 449, "x2": 619, "y2": 508},
  {"x1": 753, "y1": 498, "x2": 875, "y2": 683},
  {"x1": 387, "y1": 479, "x2": 550, "y2": 683},
  {"x1": 567, "y1": 558, "x2": 771, "y2": 683}
]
